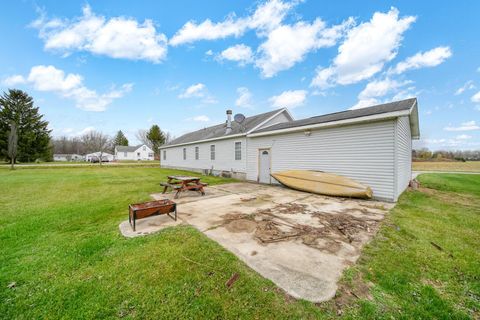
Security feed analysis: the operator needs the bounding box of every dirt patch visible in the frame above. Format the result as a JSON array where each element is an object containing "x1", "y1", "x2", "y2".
[
  {"x1": 225, "y1": 219, "x2": 257, "y2": 233},
  {"x1": 329, "y1": 271, "x2": 373, "y2": 316},
  {"x1": 220, "y1": 202, "x2": 380, "y2": 253}
]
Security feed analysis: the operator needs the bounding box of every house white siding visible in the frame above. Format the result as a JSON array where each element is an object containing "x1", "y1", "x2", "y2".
[
  {"x1": 246, "y1": 120, "x2": 397, "y2": 201},
  {"x1": 395, "y1": 116, "x2": 412, "y2": 200},
  {"x1": 115, "y1": 145, "x2": 155, "y2": 161},
  {"x1": 161, "y1": 137, "x2": 247, "y2": 178}
]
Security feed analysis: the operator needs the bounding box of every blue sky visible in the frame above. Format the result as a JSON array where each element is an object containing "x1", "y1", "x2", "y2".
[{"x1": 1, "y1": 0, "x2": 479, "y2": 150}]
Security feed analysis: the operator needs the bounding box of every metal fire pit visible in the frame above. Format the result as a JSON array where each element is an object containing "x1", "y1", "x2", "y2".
[{"x1": 129, "y1": 199, "x2": 177, "y2": 231}]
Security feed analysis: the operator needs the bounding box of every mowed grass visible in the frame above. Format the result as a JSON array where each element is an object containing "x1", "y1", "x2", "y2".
[
  {"x1": 1, "y1": 168, "x2": 479, "y2": 319},
  {"x1": 413, "y1": 161, "x2": 480, "y2": 172},
  {"x1": 0, "y1": 167, "x2": 323, "y2": 319},
  {"x1": 335, "y1": 173, "x2": 480, "y2": 319}
]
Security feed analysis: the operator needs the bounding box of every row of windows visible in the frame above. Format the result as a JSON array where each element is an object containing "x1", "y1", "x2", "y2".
[{"x1": 162, "y1": 142, "x2": 242, "y2": 161}]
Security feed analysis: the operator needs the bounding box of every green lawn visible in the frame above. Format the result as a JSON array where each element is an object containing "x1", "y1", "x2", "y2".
[{"x1": 0, "y1": 168, "x2": 479, "y2": 319}]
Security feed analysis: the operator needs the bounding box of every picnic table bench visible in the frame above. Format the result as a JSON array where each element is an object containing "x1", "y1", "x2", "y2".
[{"x1": 160, "y1": 175, "x2": 207, "y2": 199}]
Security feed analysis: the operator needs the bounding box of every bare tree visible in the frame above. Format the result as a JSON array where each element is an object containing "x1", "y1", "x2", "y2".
[
  {"x1": 8, "y1": 122, "x2": 18, "y2": 170},
  {"x1": 81, "y1": 131, "x2": 110, "y2": 165},
  {"x1": 135, "y1": 129, "x2": 152, "y2": 148}
]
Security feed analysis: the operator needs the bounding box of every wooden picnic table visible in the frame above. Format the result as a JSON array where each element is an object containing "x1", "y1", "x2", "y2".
[{"x1": 160, "y1": 175, "x2": 207, "y2": 199}]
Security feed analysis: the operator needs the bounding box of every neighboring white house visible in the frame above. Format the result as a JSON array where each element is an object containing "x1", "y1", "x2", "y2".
[
  {"x1": 114, "y1": 144, "x2": 155, "y2": 161},
  {"x1": 160, "y1": 99, "x2": 420, "y2": 202},
  {"x1": 85, "y1": 152, "x2": 114, "y2": 162},
  {"x1": 53, "y1": 154, "x2": 85, "y2": 161}
]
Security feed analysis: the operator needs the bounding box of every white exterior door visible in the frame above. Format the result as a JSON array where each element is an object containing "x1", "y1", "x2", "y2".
[{"x1": 258, "y1": 149, "x2": 271, "y2": 183}]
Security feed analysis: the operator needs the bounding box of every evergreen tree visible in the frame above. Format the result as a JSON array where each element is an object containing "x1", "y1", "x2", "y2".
[
  {"x1": 113, "y1": 130, "x2": 129, "y2": 146},
  {"x1": 146, "y1": 125, "x2": 165, "y2": 157},
  {"x1": 0, "y1": 89, "x2": 51, "y2": 162}
]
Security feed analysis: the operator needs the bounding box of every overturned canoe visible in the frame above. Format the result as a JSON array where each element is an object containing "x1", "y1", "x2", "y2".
[{"x1": 271, "y1": 170, "x2": 373, "y2": 199}]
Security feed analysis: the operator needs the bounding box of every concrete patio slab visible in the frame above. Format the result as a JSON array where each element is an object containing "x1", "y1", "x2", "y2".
[{"x1": 119, "y1": 182, "x2": 394, "y2": 302}]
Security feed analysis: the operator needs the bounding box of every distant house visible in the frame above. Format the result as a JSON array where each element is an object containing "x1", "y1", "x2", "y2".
[
  {"x1": 114, "y1": 144, "x2": 155, "y2": 161},
  {"x1": 85, "y1": 152, "x2": 114, "y2": 162},
  {"x1": 160, "y1": 98, "x2": 420, "y2": 202},
  {"x1": 53, "y1": 154, "x2": 84, "y2": 162}
]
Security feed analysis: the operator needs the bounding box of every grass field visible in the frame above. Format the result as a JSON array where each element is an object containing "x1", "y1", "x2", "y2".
[
  {"x1": 0, "y1": 167, "x2": 478, "y2": 319},
  {"x1": 413, "y1": 161, "x2": 480, "y2": 172}
]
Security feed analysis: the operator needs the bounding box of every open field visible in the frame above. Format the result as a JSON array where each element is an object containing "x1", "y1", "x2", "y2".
[
  {"x1": 0, "y1": 167, "x2": 478, "y2": 318},
  {"x1": 413, "y1": 161, "x2": 480, "y2": 172}
]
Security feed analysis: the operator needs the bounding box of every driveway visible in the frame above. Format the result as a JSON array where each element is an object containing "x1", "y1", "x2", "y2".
[{"x1": 119, "y1": 182, "x2": 393, "y2": 302}]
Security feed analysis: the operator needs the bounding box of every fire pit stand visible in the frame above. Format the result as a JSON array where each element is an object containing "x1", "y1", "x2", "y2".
[{"x1": 129, "y1": 199, "x2": 177, "y2": 231}]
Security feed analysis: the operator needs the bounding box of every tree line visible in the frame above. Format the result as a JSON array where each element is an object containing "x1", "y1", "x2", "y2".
[
  {"x1": 413, "y1": 148, "x2": 480, "y2": 161},
  {"x1": 52, "y1": 126, "x2": 172, "y2": 158},
  {"x1": 1, "y1": 89, "x2": 173, "y2": 167}
]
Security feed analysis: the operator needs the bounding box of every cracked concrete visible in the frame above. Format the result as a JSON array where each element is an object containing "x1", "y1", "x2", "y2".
[{"x1": 119, "y1": 182, "x2": 393, "y2": 302}]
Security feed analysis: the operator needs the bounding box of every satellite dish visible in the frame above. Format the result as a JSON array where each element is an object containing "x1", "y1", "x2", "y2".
[{"x1": 234, "y1": 113, "x2": 246, "y2": 123}]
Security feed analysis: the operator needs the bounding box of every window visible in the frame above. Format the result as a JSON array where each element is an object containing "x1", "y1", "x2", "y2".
[
  {"x1": 235, "y1": 142, "x2": 241, "y2": 160},
  {"x1": 148, "y1": 153, "x2": 154, "y2": 157},
  {"x1": 124, "y1": 152, "x2": 127, "y2": 157},
  {"x1": 163, "y1": 150, "x2": 166, "y2": 160},
  {"x1": 183, "y1": 148, "x2": 186, "y2": 160},
  {"x1": 143, "y1": 146, "x2": 146, "y2": 151},
  {"x1": 195, "y1": 146, "x2": 199, "y2": 160},
  {"x1": 210, "y1": 145, "x2": 215, "y2": 160}
]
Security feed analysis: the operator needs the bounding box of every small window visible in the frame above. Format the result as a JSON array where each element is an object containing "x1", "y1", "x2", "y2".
[
  {"x1": 143, "y1": 146, "x2": 146, "y2": 151},
  {"x1": 183, "y1": 148, "x2": 186, "y2": 160},
  {"x1": 137, "y1": 152, "x2": 140, "y2": 156},
  {"x1": 163, "y1": 150, "x2": 166, "y2": 160},
  {"x1": 124, "y1": 152, "x2": 127, "y2": 157},
  {"x1": 235, "y1": 142, "x2": 241, "y2": 160},
  {"x1": 195, "y1": 146, "x2": 199, "y2": 160},
  {"x1": 148, "y1": 153, "x2": 154, "y2": 157},
  {"x1": 210, "y1": 145, "x2": 215, "y2": 160}
]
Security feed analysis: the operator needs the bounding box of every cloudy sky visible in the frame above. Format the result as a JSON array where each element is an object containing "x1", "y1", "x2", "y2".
[{"x1": 1, "y1": 0, "x2": 479, "y2": 149}]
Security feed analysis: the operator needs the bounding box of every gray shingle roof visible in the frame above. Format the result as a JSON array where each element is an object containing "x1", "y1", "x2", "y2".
[
  {"x1": 165, "y1": 109, "x2": 284, "y2": 146},
  {"x1": 252, "y1": 98, "x2": 417, "y2": 134},
  {"x1": 115, "y1": 145, "x2": 142, "y2": 152}
]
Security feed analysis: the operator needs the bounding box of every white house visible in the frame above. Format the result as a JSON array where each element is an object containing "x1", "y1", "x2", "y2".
[
  {"x1": 53, "y1": 154, "x2": 84, "y2": 161},
  {"x1": 160, "y1": 98, "x2": 420, "y2": 202},
  {"x1": 86, "y1": 152, "x2": 114, "y2": 162},
  {"x1": 114, "y1": 144, "x2": 155, "y2": 161}
]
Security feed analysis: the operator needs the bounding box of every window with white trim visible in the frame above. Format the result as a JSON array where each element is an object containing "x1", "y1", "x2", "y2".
[
  {"x1": 210, "y1": 145, "x2": 215, "y2": 160},
  {"x1": 195, "y1": 146, "x2": 199, "y2": 160},
  {"x1": 163, "y1": 150, "x2": 166, "y2": 160},
  {"x1": 234, "y1": 142, "x2": 241, "y2": 160},
  {"x1": 183, "y1": 148, "x2": 186, "y2": 160}
]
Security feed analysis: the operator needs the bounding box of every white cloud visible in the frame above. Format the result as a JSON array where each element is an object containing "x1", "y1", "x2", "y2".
[
  {"x1": 219, "y1": 44, "x2": 253, "y2": 65},
  {"x1": 178, "y1": 83, "x2": 217, "y2": 104},
  {"x1": 350, "y1": 78, "x2": 412, "y2": 110},
  {"x1": 78, "y1": 126, "x2": 95, "y2": 135},
  {"x1": 2, "y1": 75, "x2": 26, "y2": 86},
  {"x1": 205, "y1": 49, "x2": 214, "y2": 56},
  {"x1": 256, "y1": 18, "x2": 354, "y2": 78},
  {"x1": 178, "y1": 83, "x2": 206, "y2": 99},
  {"x1": 389, "y1": 46, "x2": 452, "y2": 74},
  {"x1": 192, "y1": 115, "x2": 210, "y2": 122},
  {"x1": 32, "y1": 5, "x2": 168, "y2": 63},
  {"x1": 471, "y1": 91, "x2": 480, "y2": 103},
  {"x1": 358, "y1": 78, "x2": 410, "y2": 100},
  {"x1": 456, "y1": 134, "x2": 472, "y2": 140},
  {"x1": 235, "y1": 87, "x2": 252, "y2": 108},
  {"x1": 269, "y1": 90, "x2": 307, "y2": 109},
  {"x1": 444, "y1": 121, "x2": 480, "y2": 131},
  {"x1": 455, "y1": 80, "x2": 476, "y2": 95},
  {"x1": 169, "y1": 0, "x2": 293, "y2": 46},
  {"x1": 11, "y1": 65, "x2": 132, "y2": 111},
  {"x1": 311, "y1": 8, "x2": 415, "y2": 88}
]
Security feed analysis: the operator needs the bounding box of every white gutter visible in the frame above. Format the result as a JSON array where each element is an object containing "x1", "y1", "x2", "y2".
[{"x1": 247, "y1": 109, "x2": 412, "y2": 138}]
